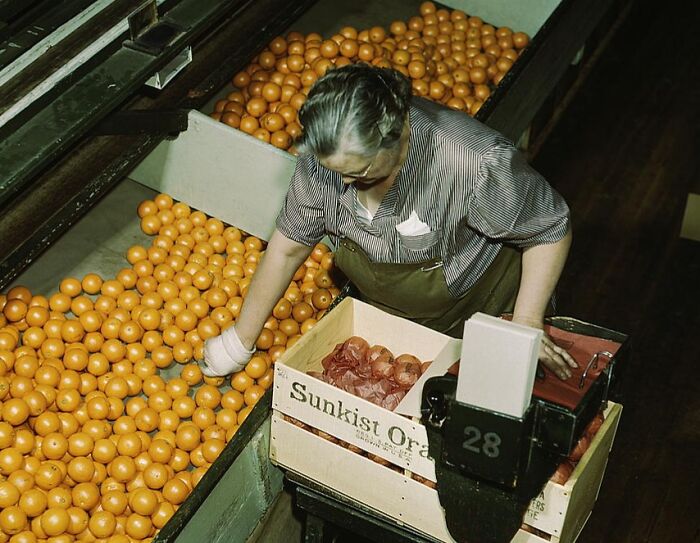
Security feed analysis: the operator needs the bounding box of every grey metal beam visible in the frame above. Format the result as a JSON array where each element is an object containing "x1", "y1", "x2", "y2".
[{"x1": 0, "y1": 0, "x2": 247, "y2": 208}]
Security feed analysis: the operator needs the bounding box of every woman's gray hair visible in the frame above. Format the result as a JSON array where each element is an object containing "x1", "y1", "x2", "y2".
[{"x1": 295, "y1": 64, "x2": 412, "y2": 159}]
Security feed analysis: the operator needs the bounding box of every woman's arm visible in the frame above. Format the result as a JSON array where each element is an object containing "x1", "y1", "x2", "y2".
[
  {"x1": 235, "y1": 228, "x2": 314, "y2": 349},
  {"x1": 202, "y1": 229, "x2": 313, "y2": 376},
  {"x1": 512, "y1": 228, "x2": 577, "y2": 379}
]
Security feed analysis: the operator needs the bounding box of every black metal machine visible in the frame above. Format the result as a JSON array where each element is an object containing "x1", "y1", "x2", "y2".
[{"x1": 420, "y1": 317, "x2": 628, "y2": 543}]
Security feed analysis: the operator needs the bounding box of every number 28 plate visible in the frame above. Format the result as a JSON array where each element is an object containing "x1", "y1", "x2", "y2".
[{"x1": 442, "y1": 404, "x2": 532, "y2": 486}]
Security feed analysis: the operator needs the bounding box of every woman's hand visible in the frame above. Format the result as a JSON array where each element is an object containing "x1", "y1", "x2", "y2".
[
  {"x1": 201, "y1": 325, "x2": 254, "y2": 377},
  {"x1": 201, "y1": 229, "x2": 314, "y2": 376},
  {"x1": 512, "y1": 315, "x2": 578, "y2": 380}
]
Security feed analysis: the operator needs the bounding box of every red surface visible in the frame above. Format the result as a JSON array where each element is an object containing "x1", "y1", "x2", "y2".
[{"x1": 531, "y1": 325, "x2": 621, "y2": 410}]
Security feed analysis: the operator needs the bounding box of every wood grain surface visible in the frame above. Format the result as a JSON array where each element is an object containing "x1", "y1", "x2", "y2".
[{"x1": 532, "y1": 0, "x2": 700, "y2": 540}]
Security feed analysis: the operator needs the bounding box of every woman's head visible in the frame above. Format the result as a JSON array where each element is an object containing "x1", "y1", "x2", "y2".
[{"x1": 295, "y1": 64, "x2": 412, "y2": 160}]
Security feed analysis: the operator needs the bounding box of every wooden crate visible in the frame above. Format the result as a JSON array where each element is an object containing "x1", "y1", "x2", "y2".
[{"x1": 269, "y1": 297, "x2": 623, "y2": 543}]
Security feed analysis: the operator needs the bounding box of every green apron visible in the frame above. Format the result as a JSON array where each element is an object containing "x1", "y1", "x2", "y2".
[{"x1": 334, "y1": 237, "x2": 523, "y2": 339}]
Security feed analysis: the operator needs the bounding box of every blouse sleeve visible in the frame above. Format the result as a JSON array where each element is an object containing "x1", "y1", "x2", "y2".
[
  {"x1": 275, "y1": 154, "x2": 327, "y2": 247},
  {"x1": 467, "y1": 140, "x2": 570, "y2": 247}
]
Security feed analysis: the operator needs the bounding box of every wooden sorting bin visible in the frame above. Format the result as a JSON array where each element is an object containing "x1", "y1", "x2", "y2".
[{"x1": 269, "y1": 297, "x2": 623, "y2": 543}]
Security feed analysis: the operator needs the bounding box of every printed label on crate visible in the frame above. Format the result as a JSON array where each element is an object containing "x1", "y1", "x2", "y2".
[
  {"x1": 273, "y1": 365, "x2": 438, "y2": 481},
  {"x1": 524, "y1": 487, "x2": 559, "y2": 536}
]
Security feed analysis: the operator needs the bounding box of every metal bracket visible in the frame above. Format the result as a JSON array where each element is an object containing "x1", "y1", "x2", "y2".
[
  {"x1": 124, "y1": 1, "x2": 186, "y2": 56},
  {"x1": 90, "y1": 109, "x2": 188, "y2": 137}
]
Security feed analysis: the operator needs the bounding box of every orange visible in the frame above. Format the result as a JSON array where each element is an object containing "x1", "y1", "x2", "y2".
[
  {"x1": 215, "y1": 409, "x2": 238, "y2": 430},
  {"x1": 141, "y1": 332, "x2": 163, "y2": 352},
  {"x1": 158, "y1": 410, "x2": 180, "y2": 432},
  {"x1": 108, "y1": 456, "x2": 136, "y2": 483},
  {"x1": 4, "y1": 299, "x2": 28, "y2": 322},
  {"x1": 67, "y1": 432, "x2": 94, "y2": 457},
  {"x1": 2, "y1": 397, "x2": 30, "y2": 426},
  {"x1": 66, "y1": 505, "x2": 88, "y2": 535},
  {"x1": 58, "y1": 369, "x2": 80, "y2": 390},
  {"x1": 162, "y1": 477, "x2": 189, "y2": 505},
  {"x1": 134, "y1": 407, "x2": 159, "y2": 433},
  {"x1": 67, "y1": 457, "x2": 95, "y2": 483},
  {"x1": 112, "y1": 416, "x2": 137, "y2": 435},
  {"x1": 0, "y1": 420, "x2": 14, "y2": 447},
  {"x1": 22, "y1": 456, "x2": 41, "y2": 475},
  {"x1": 41, "y1": 433, "x2": 68, "y2": 460},
  {"x1": 244, "y1": 384, "x2": 265, "y2": 407},
  {"x1": 80, "y1": 273, "x2": 103, "y2": 294},
  {"x1": 189, "y1": 445, "x2": 206, "y2": 468},
  {"x1": 150, "y1": 345, "x2": 174, "y2": 369},
  {"x1": 104, "y1": 376, "x2": 128, "y2": 399},
  {"x1": 0, "y1": 505, "x2": 27, "y2": 534},
  {"x1": 191, "y1": 465, "x2": 208, "y2": 487},
  {"x1": 7, "y1": 285, "x2": 32, "y2": 303},
  {"x1": 7, "y1": 470, "x2": 34, "y2": 493},
  {"x1": 125, "y1": 512, "x2": 153, "y2": 539},
  {"x1": 117, "y1": 433, "x2": 142, "y2": 458},
  {"x1": 101, "y1": 338, "x2": 126, "y2": 363},
  {"x1": 194, "y1": 385, "x2": 221, "y2": 409},
  {"x1": 0, "y1": 480, "x2": 20, "y2": 508},
  {"x1": 13, "y1": 428, "x2": 35, "y2": 455},
  {"x1": 18, "y1": 488, "x2": 47, "y2": 517},
  {"x1": 171, "y1": 396, "x2": 196, "y2": 419},
  {"x1": 126, "y1": 396, "x2": 147, "y2": 417},
  {"x1": 92, "y1": 438, "x2": 117, "y2": 464},
  {"x1": 202, "y1": 425, "x2": 226, "y2": 442},
  {"x1": 46, "y1": 487, "x2": 71, "y2": 509},
  {"x1": 33, "y1": 412, "x2": 61, "y2": 437},
  {"x1": 192, "y1": 407, "x2": 215, "y2": 430},
  {"x1": 164, "y1": 378, "x2": 188, "y2": 399},
  {"x1": 168, "y1": 448, "x2": 189, "y2": 473},
  {"x1": 86, "y1": 396, "x2": 110, "y2": 420},
  {"x1": 237, "y1": 405, "x2": 253, "y2": 425},
  {"x1": 101, "y1": 490, "x2": 128, "y2": 516},
  {"x1": 55, "y1": 389, "x2": 80, "y2": 412},
  {"x1": 117, "y1": 270, "x2": 138, "y2": 297},
  {"x1": 153, "y1": 429, "x2": 176, "y2": 449},
  {"x1": 33, "y1": 462, "x2": 63, "y2": 491},
  {"x1": 88, "y1": 510, "x2": 116, "y2": 538},
  {"x1": 142, "y1": 463, "x2": 168, "y2": 490},
  {"x1": 82, "y1": 419, "x2": 111, "y2": 441},
  {"x1": 244, "y1": 356, "x2": 268, "y2": 379},
  {"x1": 133, "y1": 358, "x2": 157, "y2": 380},
  {"x1": 151, "y1": 500, "x2": 175, "y2": 529},
  {"x1": 63, "y1": 348, "x2": 88, "y2": 372},
  {"x1": 180, "y1": 363, "x2": 202, "y2": 386},
  {"x1": 175, "y1": 423, "x2": 200, "y2": 452},
  {"x1": 142, "y1": 375, "x2": 165, "y2": 397},
  {"x1": 230, "y1": 371, "x2": 254, "y2": 393},
  {"x1": 147, "y1": 439, "x2": 173, "y2": 464},
  {"x1": 128, "y1": 487, "x2": 158, "y2": 516},
  {"x1": 201, "y1": 438, "x2": 226, "y2": 464}
]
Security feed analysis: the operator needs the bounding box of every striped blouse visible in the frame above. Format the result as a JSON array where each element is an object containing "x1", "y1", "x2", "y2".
[{"x1": 276, "y1": 97, "x2": 570, "y2": 298}]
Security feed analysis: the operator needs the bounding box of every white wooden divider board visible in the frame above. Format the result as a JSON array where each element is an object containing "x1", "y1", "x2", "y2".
[
  {"x1": 438, "y1": 0, "x2": 560, "y2": 38},
  {"x1": 128, "y1": 110, "x2": 297, "y2": 241}
]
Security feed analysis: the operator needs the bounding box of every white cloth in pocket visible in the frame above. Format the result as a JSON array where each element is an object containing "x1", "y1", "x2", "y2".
[{"x1": 395, "y1": 210, "x2": 431, "y2": 236}]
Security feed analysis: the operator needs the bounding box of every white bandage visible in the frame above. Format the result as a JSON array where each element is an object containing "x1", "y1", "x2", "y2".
[{"x1": 202, "y1": 326, "x2": 255, "y2": 376}]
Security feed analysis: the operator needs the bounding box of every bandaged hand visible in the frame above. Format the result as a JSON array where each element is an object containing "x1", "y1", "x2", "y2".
[{"x1": 202, "y1": 326, "x2": 254, "y2": 377}]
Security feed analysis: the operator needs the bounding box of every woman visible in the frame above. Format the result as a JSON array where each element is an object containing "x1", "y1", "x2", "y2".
[{"x1": 204, "y1": 63, "x2": 577, "y2": 380}]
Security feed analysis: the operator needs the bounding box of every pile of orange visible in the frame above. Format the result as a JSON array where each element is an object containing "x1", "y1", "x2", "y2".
[
  {"x1": 0, "y1": 193, "x2": 338, "y2": 541},
  {"x1": 210, "y1": 0, "x2": 530, "y2": 151}
]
